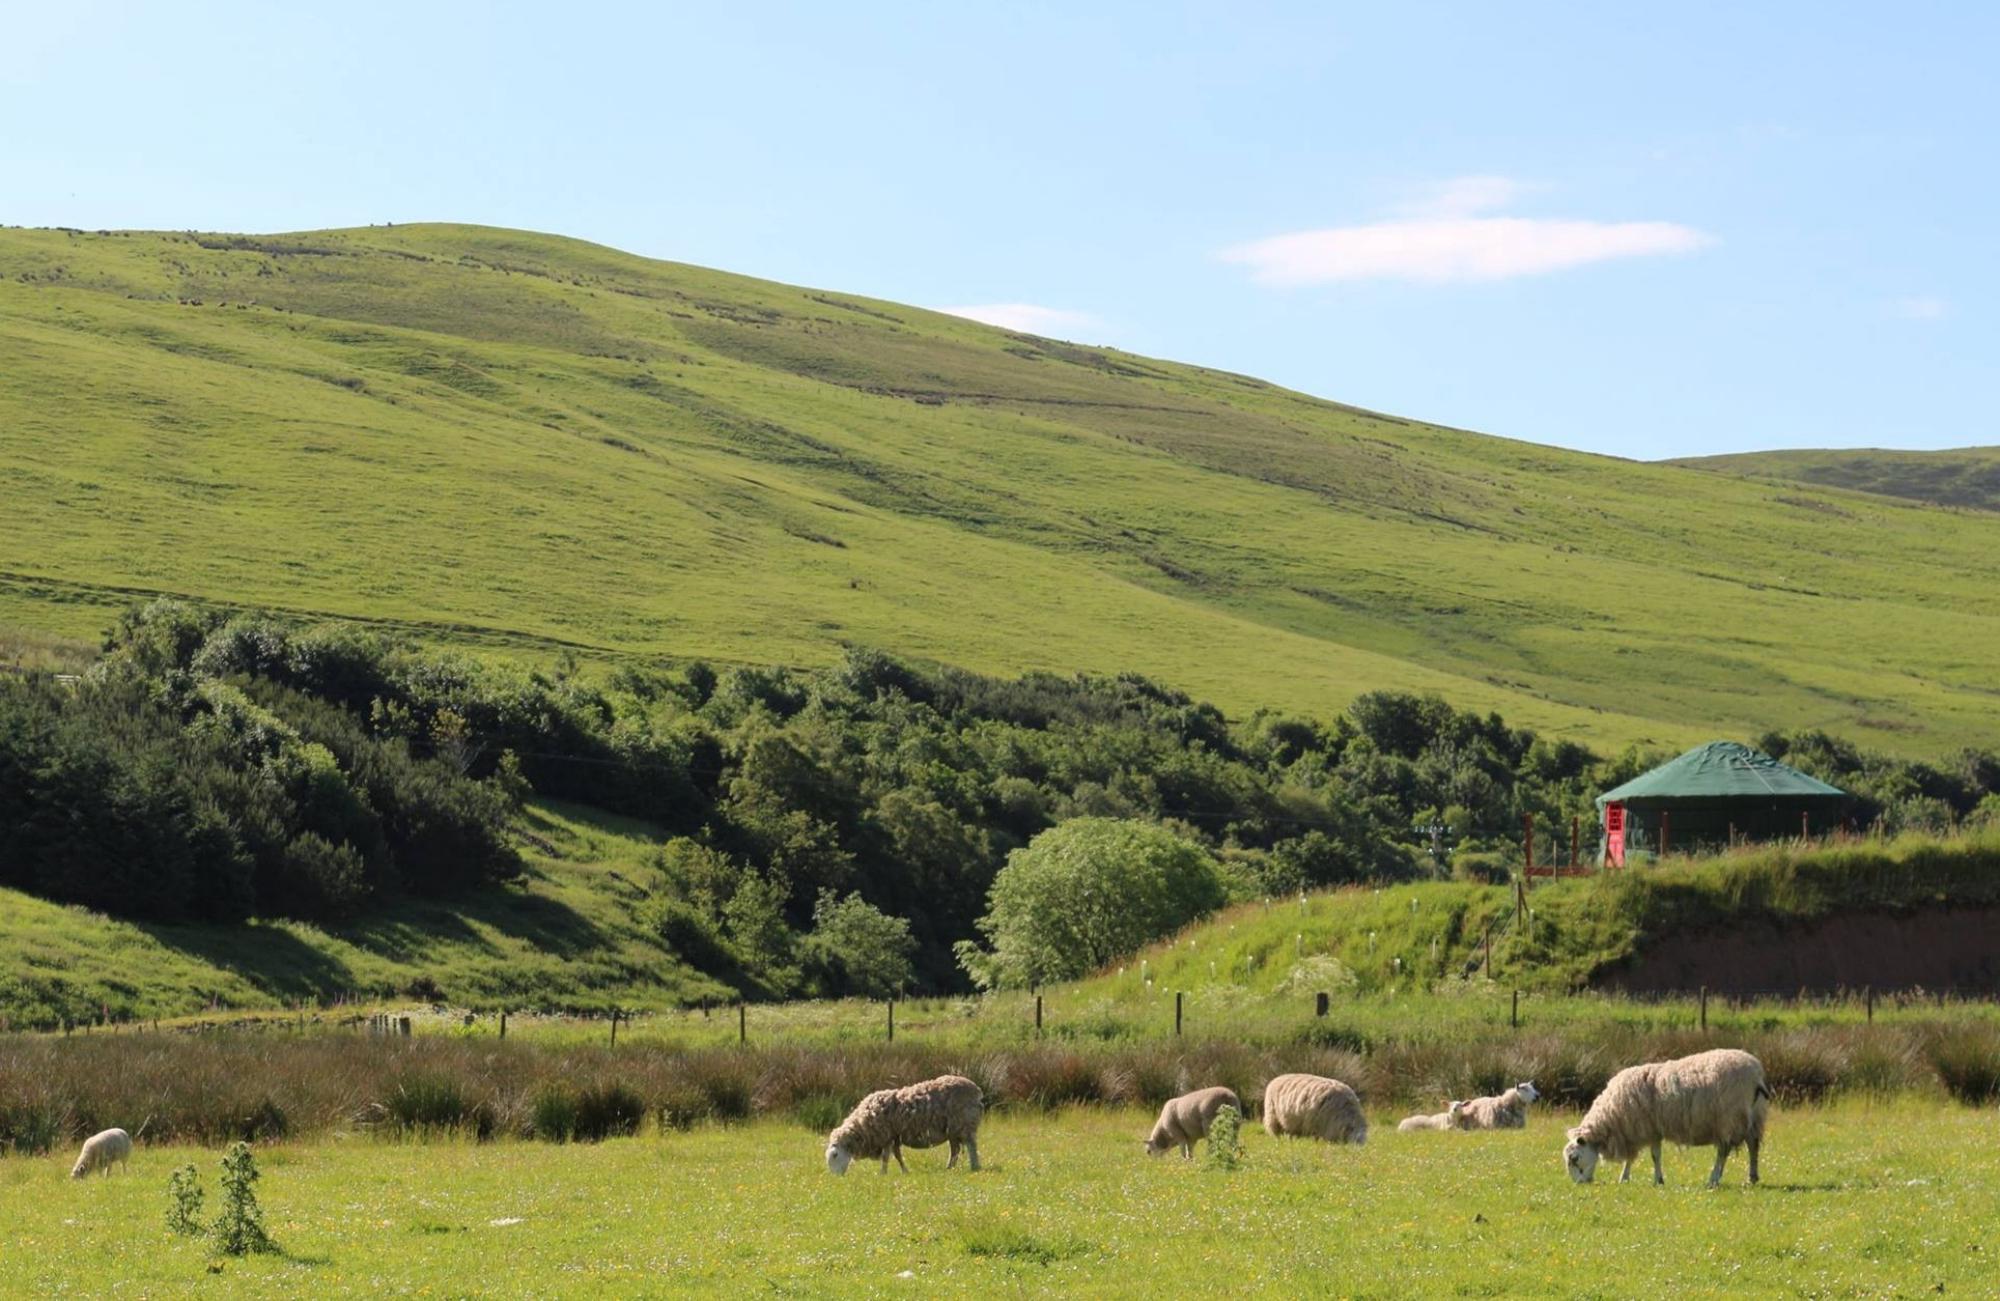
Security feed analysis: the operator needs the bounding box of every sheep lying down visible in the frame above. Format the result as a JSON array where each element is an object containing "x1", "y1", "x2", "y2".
[
  {"x1": 1397, "y1": 1100, "x2": 1468, "y2": 1132},
  {"x1": 1144, "y1": 1086, "x2": 1242, "y2": 1158},
  {"x1": 826, "y1": 1075, "x2": 983, "y2": 1175},
  {"x1": 1564, "y1": 1049, "x2": 1770, "y2": 1188}
]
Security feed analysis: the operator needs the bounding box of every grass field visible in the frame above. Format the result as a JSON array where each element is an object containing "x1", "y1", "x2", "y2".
[
  {"x1": 2, "y1": 1103, "x2": 1993, "y2": 1296},
  {"x1": 6, "y1": 224, "x2": 2000, "y2": 755}
]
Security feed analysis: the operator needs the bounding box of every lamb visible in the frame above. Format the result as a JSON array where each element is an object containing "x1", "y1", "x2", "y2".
[
  {"x1": 1563, "y1": 1048, "x2": 1770, "y2": 1188},
  {"x1": 1262, "y1": 1073, "x2": 1368, "y2": 1145},
  {"x1": 1397, "y1": 1100, "x2": 1469, "y2": 1132},
  {"x1": 826, "y1": 1074, "x2": 983, "y2": 1175},
  {"x1": 70, "y1": 1128, "x2": 133, "y2": 1179},
  {"x1": 1143, "y1": 1086, "x2": 1243, "y2": 1158},
  {"x1": 1460, "y1": 1082, "x2": 1540, "y2": 1130}
]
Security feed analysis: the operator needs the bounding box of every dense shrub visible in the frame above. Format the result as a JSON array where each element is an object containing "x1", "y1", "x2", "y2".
[{"x1": 958, "y1": 819, "x2": 1227, "y2": 988}]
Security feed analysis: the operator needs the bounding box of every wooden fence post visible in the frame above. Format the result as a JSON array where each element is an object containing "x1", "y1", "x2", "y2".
[
  {"x1": 1174, "y1": 991, "x2": 1183, "y2": 1037},
  {"x1": 499, "y1": 1010, "x2": 508, "y2": 1040},
  {"x1": 1570, "y1": 816, "x2": 1579, "y2": 869},
  {"x1": 1315, "y1": 991, "x2": 1330, "y2": 1018},
  {"x1": 887, "y1": 1000, "x2": 895, "y2": 1043},
  {"x1": 609, "y1": 1009, "x2": 619, "y2": 1047},
  {"x1": 1510, "y1": 990, "x2": 1519, "y2": 1030},
  {"x1": 1034, "y1": 994, "x2": 1043, "y2": 1037},
  {"x1": 738, "y1": 1002, "x2": 746, "y2": 1046},
  {"x1": 1699, "y1": 986, "x2": 1708, "y2": 1032}
]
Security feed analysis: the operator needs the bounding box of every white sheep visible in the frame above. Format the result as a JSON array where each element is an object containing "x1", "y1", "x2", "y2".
[
  {"x1": 1460, "y1": 1082, "x2": 1540, "y2": 1130},
  {"x1": 70, "y1": 1128, "x2": 133, "y2": 1179},
  {"x1": 1396, "y1": 1100, "x2": 1468, "y2": 1132},
  {"x1": 1563, "y1": 1048, "x2": 1770, "y2": 1188},
  {"x1": 1143, "y1": 1086, "x2": 1243, "y2": 1158},
  {"x1": 826, "y1": 1074, "x2": 983, "y2": 1175},
  {"x1": 1262, "y1": 1073, "x2": 1368, "y2": 1145}
]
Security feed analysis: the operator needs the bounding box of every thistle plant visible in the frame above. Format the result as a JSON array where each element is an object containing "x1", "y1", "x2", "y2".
[
  {"x1": 165, "y1": 1164, "x2": 204, "y2": 1236},
  {"x1": 1205, "y1": 1104, "x2": 1244, "y2": 1172},
  {"x1": 211, "y1": 1142, "x2": 274, "y2": 1256}
]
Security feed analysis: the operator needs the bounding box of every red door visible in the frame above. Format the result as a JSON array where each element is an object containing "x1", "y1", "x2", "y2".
[{"x1": 1605, "y1": 803, "x2": 1625, "y2": 867}]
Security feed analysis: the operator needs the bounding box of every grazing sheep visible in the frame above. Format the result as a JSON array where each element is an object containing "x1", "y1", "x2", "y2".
[
  {"x1": 1397, "y1": 1100, "x2": 1469, "y2": 1132},
  {"x1": 1460, "y1": 1082, "x2": 1540, "y2": 1130},
  {"x1": 70, "y1": 1128, "x2": 133, "y2": 1179},
  {"x1": 1563, "y1": 1048, "x2": 1770, "y2": 1188},
  {"x1": 1262, "y1": 1073, "x2": 1368, "y2": 1145},
  {"x1": 826, "y1": 1075, "x2": 983, "y2": 1175},
  {"x1": 1143, "y1": 1086, "x2": 1243, "y2": 1158}
]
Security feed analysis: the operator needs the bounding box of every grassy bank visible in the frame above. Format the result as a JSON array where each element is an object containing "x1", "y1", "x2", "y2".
[
  {"x1": 0, "y1": 801, "x2": 726, "y2": 1028},
  {"x1": 5, "y1": 825, "x2": 1996, "y2": 1029},
  {"x1": 2, "y1": 1104, "x2": 1995, "y2": 1295}
]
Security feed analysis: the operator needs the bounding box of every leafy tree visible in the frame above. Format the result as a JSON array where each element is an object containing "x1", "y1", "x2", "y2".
[
  {"x1": 804, "y1": 890, "x2": 916, "y2": 998},
  {"x1": 957, "y1": 818, "x2": 1226, "y2": 989}
]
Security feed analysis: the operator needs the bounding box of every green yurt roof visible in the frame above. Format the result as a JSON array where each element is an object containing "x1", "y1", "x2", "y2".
[{"x1": 1596, "y1": 741, "x2": 1846, "y2": 806}]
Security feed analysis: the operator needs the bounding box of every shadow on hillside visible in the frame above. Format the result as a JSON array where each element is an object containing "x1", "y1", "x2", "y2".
[
  {"x1": 137, "y1": 920, "x2": 356, "y2": 1002},
  {"x1": 336, "y1": 879, "x2": 610, "y2": 963}
]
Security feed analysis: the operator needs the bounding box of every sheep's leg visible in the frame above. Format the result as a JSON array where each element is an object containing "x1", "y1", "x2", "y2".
[
  {"x1": 947, "y1": 1139, "x2": 959, "y2": 1169},
  {"x1": 966, "y1": 1136, "x2": 980, "y2": 1171},
  {"x1": 879, "y1": 1153, "x2": 891, "y2": 1174},
  {"x1": 1747, "y1": 1135, "x2": 1761, "y2": 1185},
  {"x1": 1707, "y1": 1145, "x2": 1729, "y2": 1189},
  {"x1": 1651, "y1": 1142, "x2": 1665, "y2": 1186},
  {"x1": 1618, "y1": 1159, "x2": 1633, "y2": 1183},
  {"x1": 893, "y1": 1144, "x2": 909, "y2": 1173}
]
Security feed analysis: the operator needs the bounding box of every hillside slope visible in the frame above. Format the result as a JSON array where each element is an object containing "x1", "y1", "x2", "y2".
[
  {"x1": 5, "y1": 224, "x2": 2000, "y2": 753},
  {"x1": 0, "y1": 801, "x2": 720, "y2": 1025},
  {"x1": 1671, "y1": 446, "x2": 2000, "y2": 514}
]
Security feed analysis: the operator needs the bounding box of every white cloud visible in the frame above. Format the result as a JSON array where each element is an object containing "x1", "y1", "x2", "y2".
[
  {"x1": 1221, "y1": 177, "x2": 1714, "y2": 286},
  {"x1": 1889, "y1": 295, "x2": 1948, "y2": 320},
  {"x1": 937, "y1": 303, "x2": 1101, "y2": 336}
]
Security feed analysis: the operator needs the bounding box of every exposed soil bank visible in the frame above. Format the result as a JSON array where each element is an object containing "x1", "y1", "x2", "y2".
[{"x1": 1599, "y1": 905, "x2": 2000, "y2": 995}]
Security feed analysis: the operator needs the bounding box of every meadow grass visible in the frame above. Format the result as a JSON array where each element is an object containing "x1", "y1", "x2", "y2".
[
  {"x1": 1, "y1": 1103, "x2": 1993, "y2": 1296},
  {"x1": 4, "y1": 224, "x2": 2000, "y2": 756}
]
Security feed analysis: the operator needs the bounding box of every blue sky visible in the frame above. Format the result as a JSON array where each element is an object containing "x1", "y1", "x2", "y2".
[{"x1": 4, "y1": 1, "x2": 1992, "y2": 458}]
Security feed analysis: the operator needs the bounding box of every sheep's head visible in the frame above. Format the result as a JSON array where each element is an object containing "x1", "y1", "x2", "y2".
[
  {"x1": 1446, "y1": 1100, "x2": 1468, "y2": 1128},
  {"x1": 1142, "y1": 1138, "x2": 1170, "y2": 1157},
  {"x1": 1516, "y1": 1082, "x2": 1540, "y2": 1104},
  {"x1": 826, "y1": 1142, "x2": 855, "y2": 1176},
  {"x1": 1563, "y1": 1129, "x2": 1600, "y2": 1184}
]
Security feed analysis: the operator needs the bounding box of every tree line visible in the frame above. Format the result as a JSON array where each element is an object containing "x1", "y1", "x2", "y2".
[{"x1": 1, "y1": 601, "x2": 1994, "y2": 996}]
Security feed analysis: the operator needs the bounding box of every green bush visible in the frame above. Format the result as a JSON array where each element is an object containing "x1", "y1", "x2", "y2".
[{"x1": 958, "y1": 819, "x2": 1227, "y2": 988}]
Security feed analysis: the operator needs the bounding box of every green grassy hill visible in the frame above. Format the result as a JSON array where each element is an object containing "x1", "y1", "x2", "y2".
[
  {"x1": 5, "y1": 224, "x2": 2000, "y2": 755},
  {"x1": 1671, "y1": 446, "x2": 2000, "y2": 513},
  {"x1": 0, "y1": 801, "x2": 721, "y2": 1026}
]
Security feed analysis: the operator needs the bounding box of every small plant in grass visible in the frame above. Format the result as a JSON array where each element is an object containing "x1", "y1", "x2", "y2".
[
  {"x1": 210, "y1": 1143, "x2": 274, "y2": 1256},
  {"x1": 1205, "y1": 1104, "x2": 1244, "y2": 1171},
  {"x1": 165, "y1": 1164, "x2": 204, "y2": 1236}
]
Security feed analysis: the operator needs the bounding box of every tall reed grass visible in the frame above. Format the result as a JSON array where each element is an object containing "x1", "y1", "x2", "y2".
[{"x1": 4, "y1": 1018, "x2": 1997, "y2": 1152}]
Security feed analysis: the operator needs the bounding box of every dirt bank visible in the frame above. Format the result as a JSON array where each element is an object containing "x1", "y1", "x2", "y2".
[{"x1": 1598, "y1": 905, "x2": 2000, "y2": 995}]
